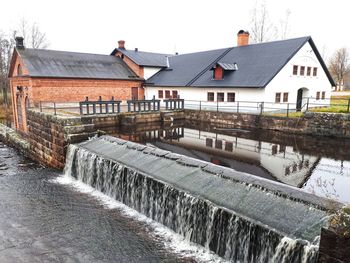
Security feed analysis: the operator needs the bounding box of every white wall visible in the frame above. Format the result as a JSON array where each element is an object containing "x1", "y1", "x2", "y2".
[
  {"x1": 143, "y1": 67, "x2": 162, "y2": 80},
  {"x1": 265, "y1": 41, "x2": 333, "y2": 110},
  {"x1": 145, "y1": 86, "x2": 266, "y2": 112}
]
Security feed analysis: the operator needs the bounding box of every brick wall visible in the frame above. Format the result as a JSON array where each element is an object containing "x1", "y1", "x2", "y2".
[{"x1": 115, "y1": 51, "x2": 144, "y2": 77}]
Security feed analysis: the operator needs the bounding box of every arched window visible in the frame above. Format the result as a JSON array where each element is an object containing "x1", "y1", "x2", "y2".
[{"x1": 17, "y1": 64, "x2": 23, "y2": 76}]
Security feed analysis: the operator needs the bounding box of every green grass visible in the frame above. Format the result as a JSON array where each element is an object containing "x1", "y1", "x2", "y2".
[{"x1": 309, "y1": 96, "x2": 350, "y2": 113}]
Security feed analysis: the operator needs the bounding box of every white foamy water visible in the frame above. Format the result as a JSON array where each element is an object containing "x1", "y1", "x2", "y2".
[{"x1": 52, "y1": 175, "x2": 229, "y2": 263}]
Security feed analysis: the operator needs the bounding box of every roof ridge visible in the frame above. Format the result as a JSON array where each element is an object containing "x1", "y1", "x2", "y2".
[
  {"x1": 185, "y1": 47, "x2": 233, "y2": 86},
  {"x1": 18, "y1": 47, "x2": 112, "y2": 57}
]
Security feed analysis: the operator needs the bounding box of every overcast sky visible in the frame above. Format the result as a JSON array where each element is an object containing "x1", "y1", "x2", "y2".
[{"x1": 1, "y1": 0, "x2": 348, "y2": 62}]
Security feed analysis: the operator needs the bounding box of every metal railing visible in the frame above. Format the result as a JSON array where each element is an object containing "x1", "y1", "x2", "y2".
[
  {"x1": 127, "y1": 99, "x2": 160, "y2": 112},
  {"x1": 32, "y1": 96, "x2": 350, "y2": 117},
  {"x1": 164, "y1": 99, "x2": 184, "y2": 110},
  {"x1": 79, "y1": 96, "x2": 122, "y2": 115}
]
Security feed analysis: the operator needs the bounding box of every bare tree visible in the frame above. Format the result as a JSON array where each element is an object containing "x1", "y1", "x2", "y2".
[
  {"x1": 279, "y1": 9, "x2": 291, "y2": 40},
  {"x1": 328, "y1": 48, "x2": 350, "y2": 91},
  {"x1": 250, "y1": 1, "x2": 277, "y2": 43},
  {"x1": 0, "y1": 32, "x2": 14, "y2": 105},
  {"x1": 15, "y1": 19, "x2": 49, "y2": 49}
]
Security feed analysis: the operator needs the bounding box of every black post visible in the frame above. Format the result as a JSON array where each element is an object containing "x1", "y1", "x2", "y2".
[
  {"x1": 99, "y1": 96, "x2": 102, "y2": 113},
  {"x1": 199, "y1": 101, "x2": 201, "y2": 111},
  {"x1": 157, "y1": 100, "x2": 160, "y2": 111},
  {"x1": 165, "y1": 100, "x2": 168, "y2": 110},
  {"x1": 260, "y1": 102, "x2": 264, "y2": 115},
  {"x1": 79, "y1": 102, "x2": 83, "y2": 115},
  {"x1": 39, "y1": 101, "x2": 42, "y2": 112},
  {"x1": 127, "y1": 102, "x2": 131, "y2": 112},
  {"x1": 237, "y1": 101, "x2": 239, "y2": 113},
  {"x1": 92, "y1": 103, "x2": 96, "y2": 114},
  {"x1": 287, "y1": 103, "x2": 289, "y2": 117},
  {"x1": 117, "y1": 102, "x2": 121, "y2": 113},
  {"x1": 306, "y1": 98, "x2": 309, "y2": 111},
  {"x1": 217, "y1": 100, "x2": 219, "y2": 112}
]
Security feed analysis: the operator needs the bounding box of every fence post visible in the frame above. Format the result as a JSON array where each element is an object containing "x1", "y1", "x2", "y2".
[
  {"x1": 99, "y1": 96, "x2": 102, "y2": 113},
  {"x1": 53, "y1": 102, "x2": 57, "y2": 115},
  {"x1": 39, "y1": 101, "x2": 42, "y2": 112},
  {"x1": 117, "y1": 102, "x2": 121, "y2": 113},
  {"x1": 165, "y1": 100, "x2": 168, "y2": 110},
  {"x1": 199, "y1": 101, "x2": 201, "y2": 111},
  {"x1": 260, "y1": 102, "x2": 264, "y2": 115},
  {"x1": 127, "y1": 101, "x2": 131, "y2": 112},
  {"x1": 306, "y1": 98, "x2": 309, "y2": 111},
  {"x1": 287, "y1": 103, "x2": 289, "y2": 117},
  {"x1": 217, "y1": 100, "x2": 219, "y2": 112},
  {"x1": 79, "y1": 102, "x2": 83, "y2": 115},
  {"x1": 347, "y1": 99, "x2": 350, "y2": 113},
  {"x1": 237, "y1": 101, "x2": 239, "y2": 113}
]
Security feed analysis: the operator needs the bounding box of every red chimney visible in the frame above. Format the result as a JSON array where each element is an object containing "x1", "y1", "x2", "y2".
[
  {"x1": 237, "y1": 30, "x2": 249, "y2": 46},
  {"x1": 118, "y1": 40, "x2": 125, "y2": 49}
]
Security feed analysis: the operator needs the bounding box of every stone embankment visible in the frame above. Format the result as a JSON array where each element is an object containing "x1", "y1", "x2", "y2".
[{"x1": 185, "y1": 110, "x2": 350, "y2": 138}]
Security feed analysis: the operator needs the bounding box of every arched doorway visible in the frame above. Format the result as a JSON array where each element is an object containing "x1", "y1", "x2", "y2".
[
  {"x1": 296, "y1": 88, "x2": 309, "y2": 111},
  {"x1": 16, "y1": 93, "x2": 23, "y2": 130}
]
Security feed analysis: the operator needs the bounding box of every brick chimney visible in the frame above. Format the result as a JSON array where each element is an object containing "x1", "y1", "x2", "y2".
[
  {"x1": 15, "y1": 36, "x2": 25, "y2": 49},
  {"x1": 118, "y1": 40, "x2": 125, "y2": 49},
  {"x1": 237, "y1": 30, "x2": 249, "y2": 46}
]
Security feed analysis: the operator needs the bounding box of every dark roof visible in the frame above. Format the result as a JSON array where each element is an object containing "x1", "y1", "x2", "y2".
[
  {"x1": 16, "y1": 48, "x2": 140, "y2": 80},
  {"x1": 147, "y1": 37, "x2": 335, "y2": 87},
  {"x1": 111, "y1": 48, "x2": 171, "y2": 67}
]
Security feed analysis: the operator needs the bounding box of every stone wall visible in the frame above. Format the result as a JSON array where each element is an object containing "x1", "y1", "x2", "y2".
[
  {"x1": 27, "y1": 110, "x2": 99, "y2": 169},
  {"x1": 24, "y1": 109, "x2": 185, "y2": 169},
  {"x1": 184, "y1": 110, "x2": 350, "y2": 138}
]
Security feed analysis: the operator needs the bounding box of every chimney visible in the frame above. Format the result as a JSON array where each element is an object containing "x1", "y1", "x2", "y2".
[
  {"x1": 118, "y1": 40, "x2": 125, "y2": 49},
  {"x1": 237, "y1": 30, "x2": 249, "y2": 46},
  {"x1": 135, "y1": 47, "x2": 138, "y2": 52},
  {"x1": 15, "y1": 36, "x2": 25, "y2": 49}
]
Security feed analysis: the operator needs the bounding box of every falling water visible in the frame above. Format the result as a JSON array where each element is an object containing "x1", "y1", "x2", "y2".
[{"x1": 64, "y1": 144, "x2": 319, "y2": 262}]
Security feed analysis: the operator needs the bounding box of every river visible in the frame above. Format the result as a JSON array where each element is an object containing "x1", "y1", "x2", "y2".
[{"x1": 0, "y1": 141, "x2": 226, "y2": 263}]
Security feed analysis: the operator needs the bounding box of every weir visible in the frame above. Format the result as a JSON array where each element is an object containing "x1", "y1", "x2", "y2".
[{"x1": 64, "y1": 135, "x2": 343, "y2": 262}]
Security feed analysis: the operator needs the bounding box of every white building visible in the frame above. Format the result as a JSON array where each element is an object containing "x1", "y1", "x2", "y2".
[{"x1": 141, "y1": 31, "x2": 335, "y2": 113}]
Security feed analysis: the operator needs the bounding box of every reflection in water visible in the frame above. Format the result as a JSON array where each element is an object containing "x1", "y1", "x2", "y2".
[{"x1": 112, "y1": 121, "x2": 350, "y2": 203}]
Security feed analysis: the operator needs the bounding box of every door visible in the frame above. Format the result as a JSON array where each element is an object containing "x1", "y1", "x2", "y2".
[
  {"x1": 296, "y1": 88, "x2": 303, "y2": 111},
  {"x1": 131, "y1": 87, "x2": 138, "y2": 100}
]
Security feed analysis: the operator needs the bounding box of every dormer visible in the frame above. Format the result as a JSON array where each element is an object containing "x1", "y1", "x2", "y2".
[{"x1": 211, "y1": 62, "x2": 238, "y2": 80}]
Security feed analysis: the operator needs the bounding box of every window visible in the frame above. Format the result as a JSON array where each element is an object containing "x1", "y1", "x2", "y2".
[
  {"x1": 227, "y1": 92, "x2": 235, "y2": 102},
  {"x1": 313, "y1": 67, "x2": 318, "y2": 76},
  {"x1": 307, "y1": 67, "x2": 311, "y2": 76},
  {"x1": 293, "y1": 65, "x2": 298, "y2": 75},
  {"x1": 172, "y1": 90, "x2": 178, "y2": 99},
  {"x1": 283, "y1": 92, "x2": 289, "y2": 102},
  {"x1": 217, "y1": 92, "x2": 224, "y2": 102},
  {"x1": 300, "y1": 66, "x2": 305, "y2": 76},
  {"x1": 275, "y1": 93, "x2": 281, "y2": 103},
  {"x1": 17, "y1": 64, "x2": 22, "y2": 76},
  {"x1": 321, "y1": 91, "x2": 326, "y2": 100},
  {"x1": 158, "y1": 90, "x2": 163, "y2": 99},
  {"x1": 165, "y1": 90, "x2": 171, "y2": 99},
  {"x1": 316, "y1": 91, "x2": 320, "y2": 100},
  {"x1": 207, "y1": 92, "x2": 214, "y2": 102}
]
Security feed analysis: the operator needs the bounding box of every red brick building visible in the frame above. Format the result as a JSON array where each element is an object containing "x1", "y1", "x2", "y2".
[{"x1": 8, "y1": 37, "x2": 143, "y2": 132}]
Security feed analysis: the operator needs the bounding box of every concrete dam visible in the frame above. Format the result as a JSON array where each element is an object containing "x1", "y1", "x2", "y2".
[{"x1": 64, "y1": 135, "x2": 343, "y2": 262}]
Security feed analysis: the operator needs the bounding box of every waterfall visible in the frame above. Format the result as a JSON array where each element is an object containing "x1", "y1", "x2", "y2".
[{"x1": 64, "y1": 144, "x2": 319, "y2": 262}]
